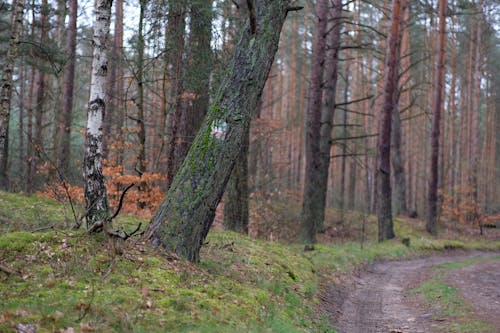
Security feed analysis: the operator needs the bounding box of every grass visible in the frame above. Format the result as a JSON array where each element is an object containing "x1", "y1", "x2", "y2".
[
  {"x1": 410, "y1": 256, "x2": 499, "y2": 333},
  {"x1": 0, "y1": 191, "x2": 498, "y2": 332}
]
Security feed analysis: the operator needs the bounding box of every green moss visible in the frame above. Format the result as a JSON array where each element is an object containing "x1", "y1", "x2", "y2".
[
  {"x1": 0, "y1": 193, "x2": 498, "y2": 332},
  {"x1": 0, "y1": 231, "x2": 37, "y2": 251}
]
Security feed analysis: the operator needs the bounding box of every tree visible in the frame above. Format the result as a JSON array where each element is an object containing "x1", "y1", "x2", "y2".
[
  {"x1": 84, "y1": 0, "x2": 113, "y2": 231},
  {"x1": 0, "y1": 0, "x2": 25, "y2": 189},
  {"x1": 376, "y1": 0, "x2": 403, "y2": 241},
  {"x1": 145, "y1": 0, "x2": 298, "y2": 262},
  {"x1": 56, "y1": 0, "x2": 78, "y2": 177},
  {"x1": 300, "y1": 0, "x2": 328, "y2": 244},
  {"x1": 164, "y1": 0, "x2": 186, "y2": 190},
  {"x1": 426, "y1": 0, "x2": 447, "y2": 236}
]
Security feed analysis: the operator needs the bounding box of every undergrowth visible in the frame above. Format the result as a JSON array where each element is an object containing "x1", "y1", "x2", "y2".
[{"x1": 0, "y1": 192, "x2": 498, "y2": 332}]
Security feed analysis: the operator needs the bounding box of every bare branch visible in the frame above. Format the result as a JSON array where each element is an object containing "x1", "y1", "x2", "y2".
[{"x1": 109, "y1": 183, "x2": 135, "y2": 221}]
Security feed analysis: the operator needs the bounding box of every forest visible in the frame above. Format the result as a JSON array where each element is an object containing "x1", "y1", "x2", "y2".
[{"x1": 0, "y1": 0, "x2": 499, "y2": 332}]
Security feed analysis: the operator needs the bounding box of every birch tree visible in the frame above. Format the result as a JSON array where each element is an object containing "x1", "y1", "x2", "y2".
[{"x1": 84, "y1": 0, "x2": 113, "y2": 231}]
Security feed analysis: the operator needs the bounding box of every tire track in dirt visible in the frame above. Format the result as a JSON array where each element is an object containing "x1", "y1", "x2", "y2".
[{"x1": 328, "y1": 251, "x2": 498, "y2": 333}]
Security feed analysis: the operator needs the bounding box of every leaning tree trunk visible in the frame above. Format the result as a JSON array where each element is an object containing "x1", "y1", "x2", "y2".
[
  {"x1": 426, "y1": 0, "x2": 447, "y2": 236},
  {"x1": 300, "y1": 0, "x2": 328, "y2": 244},
  {"x1": 0, "y1": 0, "x2": 26, "y2": 189},
  {"x1": 377, "y1": 0, "x2": 403, "y2": 242},
  {"x1": 145, "y1": 0, "x2": 294, "y2": 262},
  {"x1": 84, "y1": 0, "x2": 113, "y2": 231}
]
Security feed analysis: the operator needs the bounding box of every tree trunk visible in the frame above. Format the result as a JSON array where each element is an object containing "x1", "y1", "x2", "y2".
[
  {"x1": 340, "y1": 56, "x2": 350, "y2": 222},
  {"x1": 426, "y1": 0, "x2": 447, "y2": 236},
  {"x1": 470, "y1": 0, "x2": 482, "y2": 232},
  {"x1": 164, "y1": 0, "x2": 187, "y2": 190},
  {"x1": 103, "y1": 0, "x2": 123, "y2": 160},
  {"x1": 56, "y1": 0, "x2": 78, "y2": 178},
  {"x1": 300, "y1": 0, "x2": 328, "y2": 244},
  {"x1": 377, "y1": 0, "x2": 403, "y2": 242},
  {"x1": 391, "y1": 103, "x2": 407, "y2": 216},
  {"x1": 84, "y1": 0, "x2": 113, "y2": 231},
  {"x1": 33, "y1": 0, "x2": 49, "y2": 189},
  {"x1": 135, "y1": 0, "x2": 147, "y2": 175},
  {"x1": 175, "y1": 0, "x2": 213, "y2": 170},
  {"x1": 223, "y1": 125, "x2": 250, "y2": 234},
  {"x1": 145, "y1": 0, "x2": 292, "y2": 262},
  {"x1": 0, "y1": 0, "x2": 25, "y2": 189}
]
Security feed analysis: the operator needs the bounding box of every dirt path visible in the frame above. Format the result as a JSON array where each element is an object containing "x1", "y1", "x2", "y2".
[{"x1": 327, "y1": 251, "x2": 500, "y2": 333}]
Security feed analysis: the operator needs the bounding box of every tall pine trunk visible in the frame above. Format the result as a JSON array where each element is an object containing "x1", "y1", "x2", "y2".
[
  {"x1": 57, "y1": 0, "x2": 78, "y2": 177},
  {"x1": 426, "y1": 0, "x2": 447, "y2": 236},
  {"x1": 84, "y1": 0, "x2": 113, "y2": 231},
  {"x1": 164, "y1": 0, "x2": 187, "y2": 190},
  {"x1": 377, "y1": 0, "x2": 403, "y2": 241},
  {"x1": 145, "y1": 0, "x2": 293, "y2": 262},
  {"x1": 0, "y1": 0, "x2": 25, "y2": 189},
  {"x1": 300, "y1": 0, "x2": 328, "y2": 244}
]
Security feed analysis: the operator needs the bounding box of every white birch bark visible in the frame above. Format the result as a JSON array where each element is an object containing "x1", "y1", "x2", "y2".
[{"x1": 84, "y1": 0, "x2": 113, "y2": 231}]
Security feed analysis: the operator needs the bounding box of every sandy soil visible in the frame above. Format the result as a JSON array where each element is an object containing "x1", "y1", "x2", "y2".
[{"x1": 324, "y1": 251, "x2": 500, "y2": 333}]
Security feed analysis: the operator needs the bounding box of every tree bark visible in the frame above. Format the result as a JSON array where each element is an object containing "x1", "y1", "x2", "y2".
[
  {"x1": 84, "y1": 0, "x2": 113, "y2": 231},
  {"x1": 426, "y1": 0, "x2": 447, "y2": 236},
  {"x1": 56, "y1": 0, "x2": 78, "y2": 177},
  {"x1": 103, "y1": 0, "x2": 123, "y2": 160},
  {"x1": 340, "y1": 56, "x2": 350, "y2": 222},
  {"x1": 32, "y1": 0, "x2": 49, "y2": 189},
  {"x1": 0, "y1": 0, "x2": 25, "y2": 189},
  {"x1": 223, "y1": 125, "x2": 250, "y2": 234},
  {"x1": 164, "y1": 0, "x2": 187, "y2": 190},
  {"x1": 391, "y1": 103, "x2": 407, "y2": 216},
  {"x1": 135, "y1": 0, "x2": 147, "y2": 175},
  {"x1": 377, "y1": 0, "x2": 403, "y2": 241},
  {"x1": 300, "y1": 0, "x2": 328, "y2": 244},
  {"x1": 145, "y1": 0, "x2": 292, "y2": 262}
]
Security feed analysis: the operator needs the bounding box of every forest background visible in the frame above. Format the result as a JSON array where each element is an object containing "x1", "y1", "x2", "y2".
[{"x1": 0, "y1": 0, "x2": 499, "y2": 244}]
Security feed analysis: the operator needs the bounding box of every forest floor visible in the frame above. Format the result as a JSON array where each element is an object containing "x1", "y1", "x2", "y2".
[
  {"x1": 0, "y1": 191, "x2": 499, "y2": 332},
  {"x1": 327, "y1": 251, "x2": 500, "y2": 333}
]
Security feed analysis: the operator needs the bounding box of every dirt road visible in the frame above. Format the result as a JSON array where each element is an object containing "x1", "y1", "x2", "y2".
[{"x1": 328, "y1": 251, "x2": 500, "y2": 333}]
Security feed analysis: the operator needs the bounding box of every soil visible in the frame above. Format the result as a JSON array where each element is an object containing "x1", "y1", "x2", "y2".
[{"x1": 324, "y1": 251, "x2": 500, "y2": 333}]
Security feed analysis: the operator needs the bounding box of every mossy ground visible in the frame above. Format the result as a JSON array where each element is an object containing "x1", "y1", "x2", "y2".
[{"x1": 0, "y1": 192, "x2": 498, "y2": 332}]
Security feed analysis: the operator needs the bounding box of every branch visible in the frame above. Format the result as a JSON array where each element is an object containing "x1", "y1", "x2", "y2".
[
  {"x1": 335, "y1": 94, "x2": 374, "y2": 107},
  {"x1": 332, "y1": 133, "x2": 378, "y2": 141},
  {"x1": 104, "y1": 222, "x2": 143, "y2": 241},
  {"x1": 109, "y1": 183, "x2": 135, "y2": 221},
  {"x1": 0, "y1": 263, "x2": 22, "y2": 277},
  {"x1": 330, "y1": 153, "x2": 368, "y2": 159},
  {"x1": 287, "y1": 5, "x2": 304, "y2": 12}
]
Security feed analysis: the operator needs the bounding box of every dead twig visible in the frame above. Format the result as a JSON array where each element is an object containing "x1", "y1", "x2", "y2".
[{"x1": 0, "y1": 263, "x2": 22, "y2": 277}]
